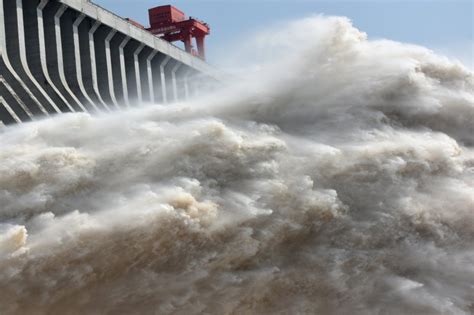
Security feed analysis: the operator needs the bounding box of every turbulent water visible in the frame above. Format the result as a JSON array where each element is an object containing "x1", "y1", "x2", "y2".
[{"x1": 0, "y1": 16, "x2": 473, "y2": 315}]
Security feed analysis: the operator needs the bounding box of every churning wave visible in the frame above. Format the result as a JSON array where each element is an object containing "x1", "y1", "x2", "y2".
[{"x1": 0, "y1": 16, "x2": 473, "y2": 315}]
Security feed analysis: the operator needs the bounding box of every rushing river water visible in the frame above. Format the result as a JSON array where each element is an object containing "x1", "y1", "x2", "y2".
[{"x1": 0, "y1": 16, "x2": 473, "y2": 315}]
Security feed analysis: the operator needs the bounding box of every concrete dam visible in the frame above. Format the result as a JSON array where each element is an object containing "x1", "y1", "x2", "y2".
[{"x1": 0, "y1": 0, "x2": 221, "y2": 125}]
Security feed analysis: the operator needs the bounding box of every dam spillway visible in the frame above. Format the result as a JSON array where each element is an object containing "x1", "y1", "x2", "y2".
[{"x1": 0, "y1": 0, "x2": 220, "y2": 125}]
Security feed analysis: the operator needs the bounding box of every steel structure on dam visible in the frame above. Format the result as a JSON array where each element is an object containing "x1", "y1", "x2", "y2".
[{"x1": 0, "y1": 0, "x2": 220, "y2": 125}]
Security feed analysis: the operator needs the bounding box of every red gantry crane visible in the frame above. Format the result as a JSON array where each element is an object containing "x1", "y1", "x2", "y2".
[{"x1": 146, "y1": 5, "x2": 210, "y2": 60}]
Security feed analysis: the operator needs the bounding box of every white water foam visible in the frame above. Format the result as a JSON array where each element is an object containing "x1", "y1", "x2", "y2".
[{"x1": 0, "y1": 16, "x2": 473, "y2": 314}]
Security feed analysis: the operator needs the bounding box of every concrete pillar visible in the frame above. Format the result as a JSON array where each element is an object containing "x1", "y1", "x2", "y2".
[
  {"x1": 88, "y1": 21, "x2": 110, "y2": 111},
  {"x1": 146, "y1": 50, "x2": 157, "y2": 103},
  {"x1": 119, "y1": 36, "x2": 130, "y2": 107},
  {"x1": 134, "y1": 44, "x2": 145, "y2": 103},
  {"x1": 107, "y1": 31, "x2": 129, "y2": 107},
  {"x1": 94, "y1": 26, "x2": 115, "y2": 108},
  {"x1": 37, "y1": 0, "x2": 74, "y2": 113},
  {"x1": 183, "y1": 68, "x2": 194, "y2": 100},
  {"x1": 0, "y1": 0, "x2": 47, "y2": 118},
  {"x1": 121, "y1": 40, "x2": 139, "y2": 107},
  {"x1": 137, "y1": 47, "x2": 152, "y2": 103},
  {"x1": 73, "y1": 13, "x2": 100, "y2": 113},
  {"x1": 159, "y1": 56, "x2": 171, "y2": 104},
  {"x1": 0, "y1": 78, "x2": 24, "y2": 123},
  {"x1": 17, "y1": 0, "x2": 62, "y2": 115},
  {"x1": 62, "y1": 9, "x2": 98, "y2": 113},
  {"x1": 171, "y1": 62, "x2": 181, "y2": 102},
  {"x1": 42, "y1": 0, "x2": 81, "y2": 112},
  {"x1": 54, "y1": 4, "x2": 87, "y2": 112},
  {"x1": 0, "y1": 94, "x2": 21, "y2": 123},
  {"x1": 0, "y1": 74, "x2": 32, "y2": 122},
  {"x1": 74, "y1": 16, "x2": 103, "y2": 111},
  {"x1": 104, "y1": 29, "x2": 120, "y2": 109}
]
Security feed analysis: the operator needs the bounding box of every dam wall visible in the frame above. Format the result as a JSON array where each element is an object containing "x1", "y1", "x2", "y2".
[{"x1": 0, "y1": 0, "x2": 221, "y2": 125}]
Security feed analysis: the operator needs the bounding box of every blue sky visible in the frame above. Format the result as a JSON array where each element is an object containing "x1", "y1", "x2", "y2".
[{"x1": 95, "y1": 0, "x2": 473, "y2": 67}]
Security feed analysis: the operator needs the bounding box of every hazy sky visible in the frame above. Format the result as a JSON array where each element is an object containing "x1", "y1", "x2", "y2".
[{"x1": 94, "y1": 0, "x2": 473, "y2": 67}]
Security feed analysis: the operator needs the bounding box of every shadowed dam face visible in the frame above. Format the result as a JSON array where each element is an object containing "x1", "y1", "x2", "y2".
[{"x1": 0, "y1": 16, "x2": 473, "y2": 315}]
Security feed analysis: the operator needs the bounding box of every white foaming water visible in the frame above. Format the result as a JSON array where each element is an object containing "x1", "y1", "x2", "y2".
[{"x1": 0, "y1": 16, "x2": 473, "y2": 315}]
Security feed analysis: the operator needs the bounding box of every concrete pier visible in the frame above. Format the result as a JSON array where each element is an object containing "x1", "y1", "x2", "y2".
[{"x1": 0, "y1": 0, "x2": 220, "y2": 125}]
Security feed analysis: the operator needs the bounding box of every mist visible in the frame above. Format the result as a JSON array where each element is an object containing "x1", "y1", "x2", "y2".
[{"x1": 0, "y1": 16, "x2": 473, "y2": 315}]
